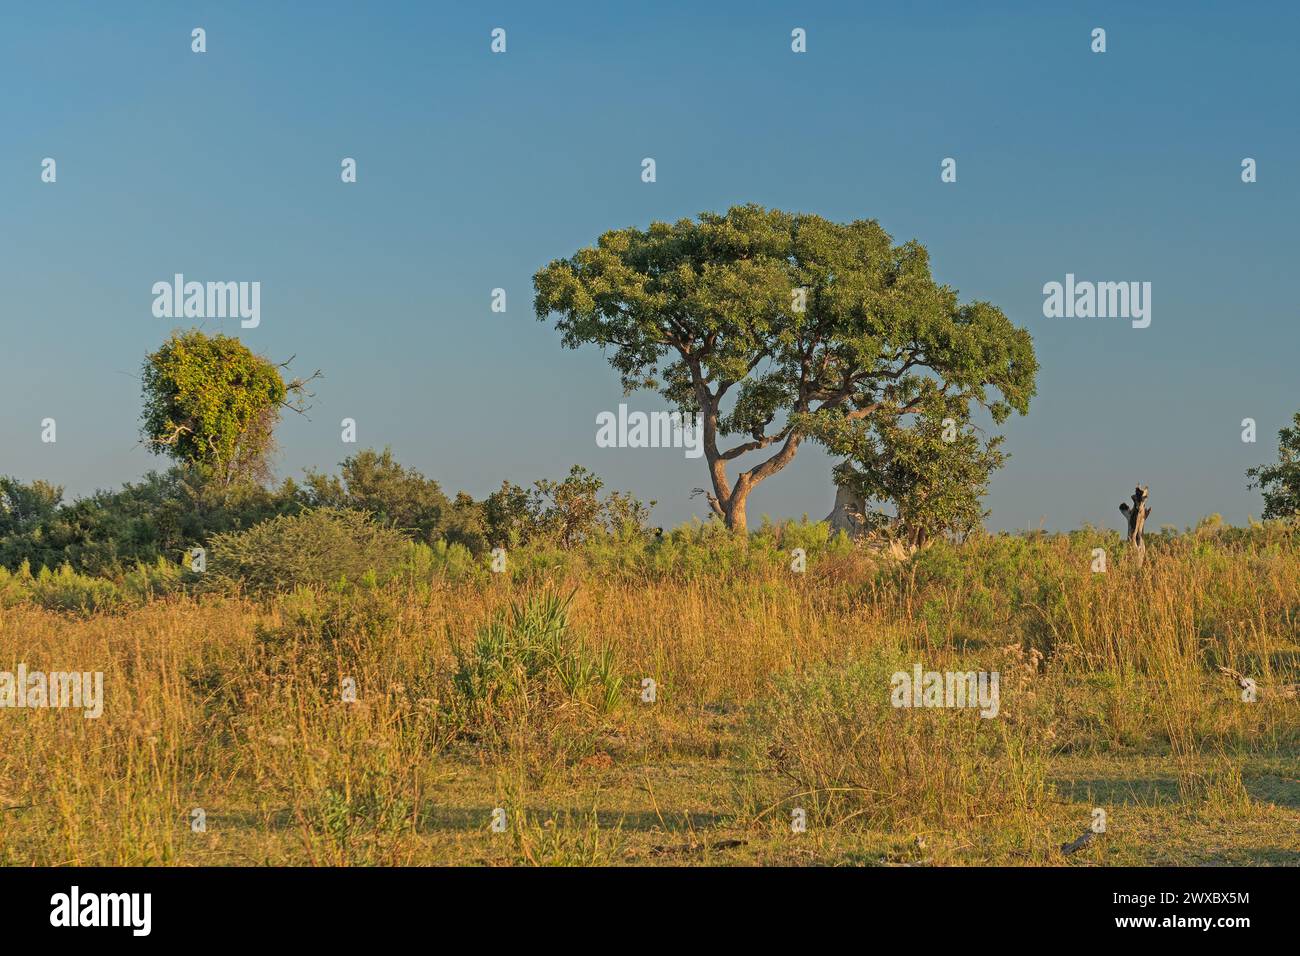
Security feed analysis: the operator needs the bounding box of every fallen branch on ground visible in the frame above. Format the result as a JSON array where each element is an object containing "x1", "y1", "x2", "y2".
[{"x1": 1217, "y1": 666, "x2": 1299, "y2": 700}]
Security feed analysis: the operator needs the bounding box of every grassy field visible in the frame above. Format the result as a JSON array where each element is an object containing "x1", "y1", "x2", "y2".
[{"x1": 2, "y1": 523, "x2": 1298, "y2": 866}]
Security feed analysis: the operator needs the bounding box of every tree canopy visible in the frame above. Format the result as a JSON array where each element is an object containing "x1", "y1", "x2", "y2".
[
  {"x1": 484, "y1": 465, "x2": 654, "y2": 548},
  {"x1": 533, "y1": 204, "x2": 1037, "y2": 530},
  {"x1": 302, "y1": 447, "x2": 451, "y2": 541},
  {"x1": 1247, "y1": 412, "x2": 1300, "y2": 519},
  {"x1": 140, "y1": 330, "x2": 316, "y2": 486},
  {"x1": 833, "y1": 404, "x2": 1007, "y2": 548}
]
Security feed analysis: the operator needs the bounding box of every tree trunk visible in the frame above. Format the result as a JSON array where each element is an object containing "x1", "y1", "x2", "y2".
[
  {"x1": 1119, "y1": 485, "x2": 1151, "y2": 566},
  {"x1": 694, "y1": 378, "x2": 799, "y2": 533},
  {"x1": 724, "y1": 491, "x2": 749, "y2": 533}
]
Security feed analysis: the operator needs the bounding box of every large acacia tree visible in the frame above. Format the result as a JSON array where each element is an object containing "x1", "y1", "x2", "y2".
[{"x1": 534, "y1": 205, "x2": 1037, "y2": 531}]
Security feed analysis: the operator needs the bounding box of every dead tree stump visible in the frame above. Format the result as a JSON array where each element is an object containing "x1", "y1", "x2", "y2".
[{"x1": 1119, "y1": 485, "x2": 1151, "y2": 564}]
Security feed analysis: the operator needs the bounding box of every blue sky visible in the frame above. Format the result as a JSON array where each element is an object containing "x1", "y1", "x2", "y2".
[{"x1": 4, "y1": 1, "x2": 1297, "y2": 532}]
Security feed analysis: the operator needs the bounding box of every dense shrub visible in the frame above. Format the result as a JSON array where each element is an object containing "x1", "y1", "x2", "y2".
[
  {"x1": 0, "y1": 558, "x2": 183, "y2": 614},
  {"x1": 301, "y1": 447, "x2": 452, "y2": 543},
  {"x1": 1, "y1": 455, "x2": 651, "y2": 577},
  {"x1": 206, "y1": 508, "x2": 408, "y2": 592},
  {"x1": 29, "y1": 564, "x2": 128, "y2": 614},
  {"x1": 483, "y1": 465, "x2": 653, "y2": 548},
  {"x1": 0, "y1": 469, "x2": 301, "y2": 575},
  {"x1": 396, "y1": 540, "x2": 485, "y2": 584}
]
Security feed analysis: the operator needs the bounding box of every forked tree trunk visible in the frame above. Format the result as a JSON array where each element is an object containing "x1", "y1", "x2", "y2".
[{"x1": 693, "y1": 427, "x2": 800, "y2": 534}]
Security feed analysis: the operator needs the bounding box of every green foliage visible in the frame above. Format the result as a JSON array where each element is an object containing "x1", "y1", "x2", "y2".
[
  {"x1": 0, "y1": 477, "x2": 63, "y2": 536},
  {"x1": 448, "y1": 592, "x2": 625, "y2": 743},
  {"x1": 0, "y1": 468, "x2": 301, "y2": 575},
  {"x1": 298, "y1": 450, "x2": 494, "y2": 556},
  {"x1": 259, "y1": 585, "x2": 401, "y2": 650},
  {"x1": 0, "y1": 563, "x2": 31, "y2": 607},
  {"x1": 302, "y1": 447, "x2": 451, "y2": 542},
  {"x1": 833, "y1": 403, "x2": 1007, "y2": 546},
  {"x1": 532, "y1": 467, "x2": 607, "y2": 547},
  {"x1": 534, "y1": 204, "x2": 1037, "y2": 528},
  {"x1": 206, "y1": 508, "x2": 408, "y2": 592},
  {"x1": 477, "y1": 514, "x2": 851, "y2": 585},
  {"x1": 11, "y1": 558, "x2": 182, "y2": 615},
  {"x1": 2, "y1": 330, "x2": 321, "y2": 575},
  {"x1": 442, "y1": 491, "x2": 490, "y2": 555},
  {"x1": 29, "y1": 564, "x2": 128, "y2": 614},
  {"x1": 311, "y1": 769, "x2": 414, "y2": 847},
  {"x1": 0, "y1": 454, "x2": 652, "y2": 582},
  {"x1": 483, "y1": 480, "x2": 534, "y2": 546},
  {"x1": 399, "y1": 540, "x2": 484, "y2": 584},
  {"x1": 483, "y1": 465, "x2": 653, "y2": 548},
  {"x1": 140, "y1": 330, "x2": 302, "y2": 484},
  {"x1": 0, "y1": 476, "x2": 66, "y2": 570},
  {"x1": 1247, "y1": 412, "x2": 1300, "y2": 519}
]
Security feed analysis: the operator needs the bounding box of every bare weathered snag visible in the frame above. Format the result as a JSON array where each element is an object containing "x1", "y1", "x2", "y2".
[
  {"x1": 1119, "y1": 485, "x2": 1151, "y2": 558},
  {"x1": 826, "y1": 480, "x2": 868, "y2": 538},
  {"x1": 822, "y1": 474, "x2": 918, "y2": 559}
]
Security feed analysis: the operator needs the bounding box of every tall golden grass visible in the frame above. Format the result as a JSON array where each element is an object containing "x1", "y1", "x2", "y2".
[{"x1": 1, "y1": 524, "x2": 1296, "y2": 865}]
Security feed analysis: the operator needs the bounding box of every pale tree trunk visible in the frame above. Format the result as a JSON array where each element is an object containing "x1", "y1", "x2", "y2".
[{"x1": 1119, "y1": 485, "x2": 1151, "y2": 566}]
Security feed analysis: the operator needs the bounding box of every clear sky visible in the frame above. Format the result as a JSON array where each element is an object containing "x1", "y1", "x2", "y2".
[{"x1": 4, "y1": 1, "x2": 1297, "y2": 533}]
